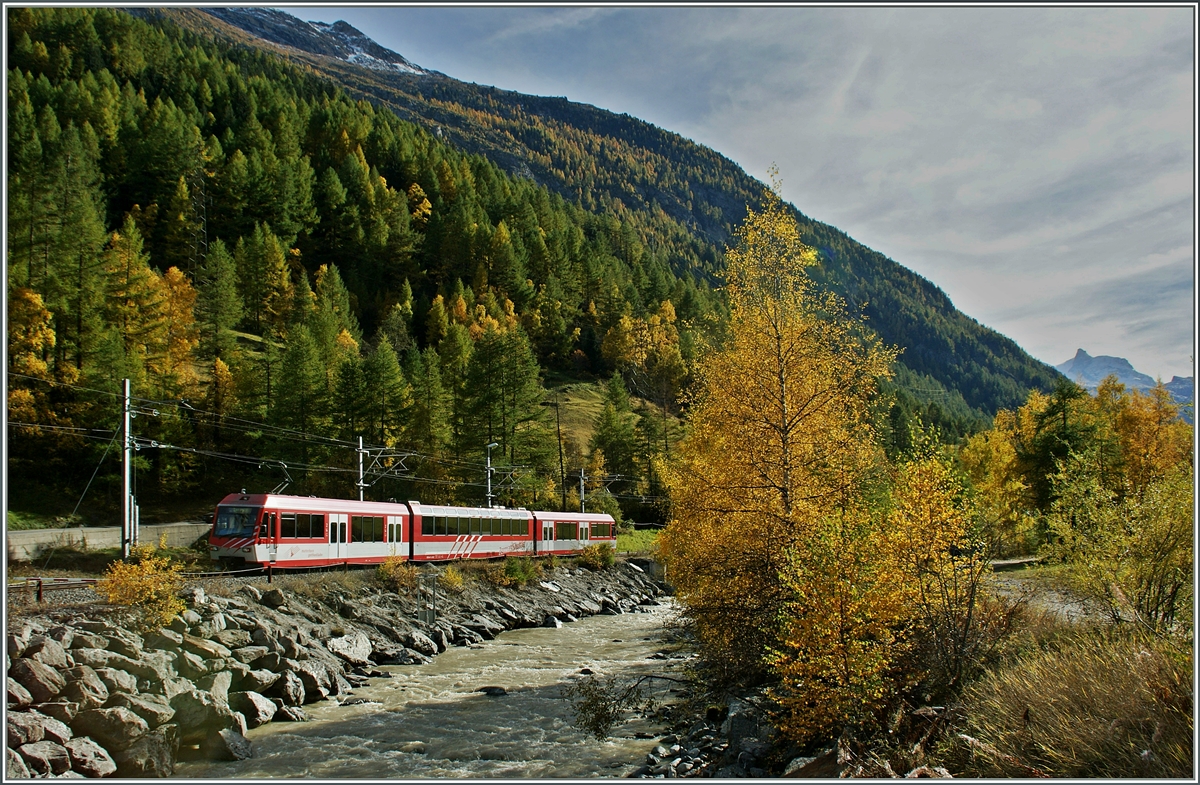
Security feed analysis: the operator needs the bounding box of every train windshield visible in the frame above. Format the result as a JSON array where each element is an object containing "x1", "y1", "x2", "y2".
[{"x1": 214, "y1": 505, "x2": 261, "y2": 537}]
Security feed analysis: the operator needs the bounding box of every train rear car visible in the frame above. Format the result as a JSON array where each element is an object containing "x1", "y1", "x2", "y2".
[{"x1": 533, "y1": 511, "x2": 617, "y2": 556}]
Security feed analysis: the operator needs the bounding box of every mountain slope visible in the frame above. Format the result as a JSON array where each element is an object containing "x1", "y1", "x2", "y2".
[{"x1": 136, "y1": 7, "x2": 1063, "y2": 426}]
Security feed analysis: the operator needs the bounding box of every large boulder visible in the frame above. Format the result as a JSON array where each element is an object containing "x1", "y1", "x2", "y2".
[
  {"x1": 6, "y1": 746, "x2": 31, "y2": 779},
  {"x1": 28, "y1": 712, "x2": 72, "y2": 745},
  {"x1": 112, "y1": 723, "x2": 179, "y2": 778},
  {"x1": 168, "y1": 690, "x2": 244, "y2": 745},
  {"x1": 326, "y1": 632, "x2": 372, "y2": 666},
  {"x1": 24, "y1": 636, "x2": 70, "y2": 669},
  {"x1": 72, "y1": 707, "x2": 149, "y2": 750},
  {"x1": 18, "y1": 740, "x2": 72, "y2": 776},
  {"x1": 8, "y1": 711, "x2": 45, "y2": 747},
  {"x1": 239, "y1": 668, "x2": 281, "y2": 693},
  {"x1": 125, "y1": 650, "x2": 176, "y2": 683},
  {"x1": 260, "y1": 588, "x2": 287, "y2": 608},
  {"x1": 7, "y1": 676, "x2": 33, "y2": 709},
  {"x1": 105, "y1": 692, "x2": 176, "y2": 727},
  {"x1": 177, "y1": 650, "x2": 209, "y2": 679},
  {"x1": 95, "y1": 667, "x2": 139, "y2": 696},
  {"x1": 197, "y1": 671, "x2": 233, "y2": 704},
  {"x1": 60, "y1": 666, "x2": 110, "y2": 709},
  {"x1": 68, "y1": 633, "x2": 108, "y2": 650},
  {"x1": 202, "y1": 727, "x2": 253, "y2": 761},
  {"x1": 10, "y1": 658, "x2": 66, "y2": 704},
  {"x1": 181, "y1": 634, "x2": 231, "y2": 660},
  {"x1": 34, "y1": 700, "x2": 80, "y2": 725},
  {"x1": 265, "y1": 671, "x2": 305, "y2": 707},
  {"x1": 65, "y1": 736, "x2": 118, "y2": 778},
  {"x1": 291, "y1": 661, "x2": 334, "y2": 703},
  {"x1": 144, "y1": 628, "x2": 184, "y2": 652},
  {"x1": 403, "y1": 630, "x2": 439, "y2": 657},
  {"x1": 231, "y1": 645, "x2": 270, "y2": 665},
  {"x1": 69, "y1": 647, "x2": 141, "y2": 673},
  {"x1": 229, "y1": 690, "x2": 277, "y2": 729},
  {"x1": 213, "y1": 629, "x2": 252, "y2": 649},
  {"x1": 103, "y1": 634, "x2": 143, "y2": 660}
]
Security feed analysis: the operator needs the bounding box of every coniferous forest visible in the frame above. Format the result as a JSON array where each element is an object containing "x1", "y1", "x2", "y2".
[{"x1": 6, "y1": 7, "x2": 719, "y2": 522}]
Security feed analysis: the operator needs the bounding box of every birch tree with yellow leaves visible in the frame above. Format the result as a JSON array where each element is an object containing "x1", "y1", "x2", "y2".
[{"x1": 659, "y1": 172, "x2": 901, "y2": 733}]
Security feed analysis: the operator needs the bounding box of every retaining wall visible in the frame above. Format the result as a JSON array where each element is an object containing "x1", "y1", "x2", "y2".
[{"x1": 5, "y1": 522, "x2": 212, "y2": 562}]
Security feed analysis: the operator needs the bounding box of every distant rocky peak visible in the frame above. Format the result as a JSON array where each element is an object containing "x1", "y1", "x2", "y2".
[{"x1": 203, "y1": 8, "x2": 431, "y2": 76}]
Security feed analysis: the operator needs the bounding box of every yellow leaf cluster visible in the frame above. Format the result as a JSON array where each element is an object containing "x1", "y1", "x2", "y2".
[{"x1": 96, "y1": 552, "x2": 185, "y2": 632}]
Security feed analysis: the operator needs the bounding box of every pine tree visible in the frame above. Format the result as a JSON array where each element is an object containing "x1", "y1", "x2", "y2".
[{"x1": 195, "y1": 239, "x2": 243, "y2": 361}]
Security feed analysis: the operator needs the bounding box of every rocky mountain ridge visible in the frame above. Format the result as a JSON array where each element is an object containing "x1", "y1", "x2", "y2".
[{"x1": 1056, "y1": 348, "x2": 1193, "y2": 406}]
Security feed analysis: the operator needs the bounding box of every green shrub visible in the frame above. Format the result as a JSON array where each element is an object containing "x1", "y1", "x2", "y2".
[
  {"x1": 487, "y1": 556, "x2": 541, "y2": 587},
  {"x1": 579, "y1": 543, "x2": 615, "y2": 570}
]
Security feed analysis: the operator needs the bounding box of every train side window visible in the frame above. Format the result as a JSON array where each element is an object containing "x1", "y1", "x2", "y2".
[
  {"x1": 421, "y1": 516, "x2": 432, "y2": 536},
  {"x1": 371, "y1": 516, "x2": 385, "y2": 542},
  {"x1": 435, "y1": 516, "x2": 446, "y2": 536},
  {"x1": 280, "y1": 513, "x2": 298, "y2": 538},
  {"x1": 311, "y1": 514, "x2": 325, "y2": 539},
  {"x1": 581, "y1": 526, "x2": 589, "y2": 541},
  {"x1": 259, "y1": 512, "x2": 270, "y2": 539}
]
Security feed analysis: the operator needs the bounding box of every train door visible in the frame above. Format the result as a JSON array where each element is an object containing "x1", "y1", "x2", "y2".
[
  {"x1": 387, "y1": 515, "x2": 403, "y2": 557},
  {"x1": 543, "y1": 520, "x2": 555, "y2": 553},
  {"x1": 330, "y1": 513, "x2": 348, "y2": 561},
  {"x1": 260, "y1": 511, "x2": 277, "y2": 564}
]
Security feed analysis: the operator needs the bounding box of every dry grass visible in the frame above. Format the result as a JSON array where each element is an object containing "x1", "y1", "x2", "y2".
[
  {"x1": 274, "y1": 568, "x2": 370, "y2": 600},
  {"x1": 955, "y1": 631, "x2": 1192, "y2": 778}
]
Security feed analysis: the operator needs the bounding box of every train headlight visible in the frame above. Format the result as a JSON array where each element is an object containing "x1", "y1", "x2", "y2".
[
  {"x1": 241, "y1": 546, "x2": 252, "y2": 553},
  {"x1": 209, "y1": 546, "x2": 218, "y2": 551}
]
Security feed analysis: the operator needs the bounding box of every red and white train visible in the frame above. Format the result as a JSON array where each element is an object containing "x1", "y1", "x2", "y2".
[{"x1": 208, "y1": 492, "x2": 616, "y2": 568}]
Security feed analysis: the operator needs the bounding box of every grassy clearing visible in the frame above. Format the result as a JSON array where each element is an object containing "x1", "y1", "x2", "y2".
[
  {"x1": 617, "y1": 528, "x2": 660, "y2": 554},
  {"x1": 5, "y1": 510, "x2": 79, "y2": 530},
  {"x1": 953, "y1": 631, "x2": 1192, "y2": 777}
]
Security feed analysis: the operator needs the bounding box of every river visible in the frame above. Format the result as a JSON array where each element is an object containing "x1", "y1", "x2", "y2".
[{"x1": 173, "y1": 603, "x2": 682, "y2": 778}]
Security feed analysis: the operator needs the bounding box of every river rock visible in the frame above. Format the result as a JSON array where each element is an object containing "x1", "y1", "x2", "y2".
[
  {"x1": 11, "y1": 658, "x2": 66, "y2": 704},
  {"x1": 464, "y1": 614, "x2": 505, "y2": 640},
  {"x1": 229, "y1": 691, "x2": 277, "y2": 728},
  {"x1": 24, "y1": 636, "x2": 70, "y2": 669},
  {"x1": 203, "y1": 727, "x2": 253, "y2": 761},
  {"x1": 159, "y1": 677, "x2": 195, "y2": 700},
  {"x1": 61, "y1": 666, "x2": 109, "y2": 709},
  {"x1": 112, "y1": 723, "x2": 179, "y2": 777},
  {"x1": 95, "y1": 667, "x2": 139, "y2": 696},
  {"x1": 72, "y1": 706, "x2": 149, "y2": 749},
  {"x1": 240, "y1": 668, "x2": 280, "y2": 693},
  {"x1": 6, "y1": 746, "x2": 31, "y2": 779},
  {"x1": 29, "y1": 712, "x2": 72, "y2": 745},
  {"x1": 181, "y1": 634, "x2": 231, "y2": 660},
  {"x1": 177, "y1": 650, "x2": 209, "y2": 679},
  {"x1": 181, "y1": 587, "x2": 207, "y2": 607},
  {"x1": 69, "y1": 647, "x2": 139, "y2": 673},
  {"x1": 541, "y1": 615, "x2": 563, "y2": 629},
  {"x1": 265, "y1": 671, "x2": 305, "y2": 707},
  {"x1": 272, "y1": 704, "x2": 308, "y2": 722},
  {"x1": 426, "y1": 627, "x2": 450, "y2": 653},
  {"x1": 403, "y1": 630, "x2": 438, "y2": 656},
  {"x1": 67, "y1": 632, "x2": 107, "y2": 650},
  {"x1": 106, "y1": 692, "x2": 175, "y2": 727},
  {"x1": 198, "y1": 671, "x2": 233, "y2": 704},
  {"x1": 292, "y1": 661, "x2": 333, "y2": 702},
  {"x1": 327, "y1": 632, "x2": 372, "y2": 665},
  {"x1": 18, "y1": 739, "x2": 72, "y2": 775},
  {"x1": 34, "y1": 700, "x2": 79, "y2": 725},
  {"x1": 145, "y1": 628, "x2": 184, "y2": 651},
  {"x1": 8, "y1": 711, "x2": 46, "y2": 746},
  {"x1": 214, "y1": 629, "x2": 252, "y2": 649},
  {"x1": 168, "y1": 690, "x2": 243, "y2": 744},
  {"x1": 8, "y1": 626, "x2": 36, "y2": 658},
  {"x1": 232, "y1": 645, "x2": 270, "y2": 664},
  {"x1": 260, "y1": 588, "x2": 287, "y2": 608},
  {"x1": 64, "y1": 736, "x2": 117, "y2": 778},
  {"x1": 104, "y1": 634, "x2": 143, "y2": 660},
  {"x1": 8, "y1": 676, "x2": 34, "y2": 708}
]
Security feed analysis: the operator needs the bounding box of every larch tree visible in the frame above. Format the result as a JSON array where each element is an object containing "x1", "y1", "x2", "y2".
[{"x1": 658, "y1": 172, "x2": 898, "y2": 730}]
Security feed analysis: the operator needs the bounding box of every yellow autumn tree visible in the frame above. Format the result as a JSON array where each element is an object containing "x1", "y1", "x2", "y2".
[{"x1": 659, "y1": 170, "x2": 899, "y2": 731}]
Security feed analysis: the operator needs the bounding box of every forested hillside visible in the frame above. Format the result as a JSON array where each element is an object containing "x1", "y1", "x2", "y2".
[
  {"x1": 160, "y1": 6, "x2": 1064, "y2": 428},
  {"x1": 6, "y1": 7, "x2": 707, "y2": 522}
]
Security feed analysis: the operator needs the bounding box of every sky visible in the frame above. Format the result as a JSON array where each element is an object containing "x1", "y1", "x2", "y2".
[{"x1": 294, "y1": 5, "x2": 1196, "y2": 381}]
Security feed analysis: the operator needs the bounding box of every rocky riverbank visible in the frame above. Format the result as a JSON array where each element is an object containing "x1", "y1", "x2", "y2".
[{"x1": 5, "y1": 558, "x2": 669, "y2": 778}]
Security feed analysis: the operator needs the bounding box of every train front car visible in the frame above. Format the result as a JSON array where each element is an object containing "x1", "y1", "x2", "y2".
[
  {"x1": 532, "y1": 511, "x2": 617, "y2": 556},
  {"x1": 208, "y1": 492, "x2": 269, "y2": 566}
]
